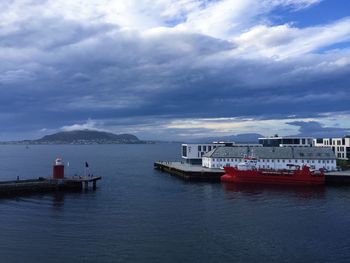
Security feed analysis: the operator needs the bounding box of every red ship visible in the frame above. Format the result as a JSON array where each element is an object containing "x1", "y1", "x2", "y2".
[{"x1": 221, "y1": 157, "x2": 325, "y2": 185}]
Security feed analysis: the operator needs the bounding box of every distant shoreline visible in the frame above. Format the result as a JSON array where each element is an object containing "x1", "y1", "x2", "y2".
[{"x1": 0, "y1": 140, "x2": 154, "y2": 145}]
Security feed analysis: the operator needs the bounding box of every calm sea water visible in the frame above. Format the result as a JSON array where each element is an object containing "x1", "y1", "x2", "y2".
[{"x1": 0, "y1": 144, "x2": 350, "y2": 263}]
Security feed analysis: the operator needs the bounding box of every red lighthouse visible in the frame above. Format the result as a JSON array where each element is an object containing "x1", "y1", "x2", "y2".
[{"x1": 53, "y1": 157, "x2": 64, "y2": 179}]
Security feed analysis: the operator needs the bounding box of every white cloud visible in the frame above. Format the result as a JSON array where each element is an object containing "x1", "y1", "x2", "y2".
[
  {"x1": 235, "y1": 18, "x2": 350, "y2": 59},
  {"x1": 60, "y1": 119, "x2": 102, "y2": 131}
]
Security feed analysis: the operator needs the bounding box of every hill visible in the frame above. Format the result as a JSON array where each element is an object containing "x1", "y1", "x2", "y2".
[{"x1": 35, "y1": 130, "x2": 141, "y2": 144}]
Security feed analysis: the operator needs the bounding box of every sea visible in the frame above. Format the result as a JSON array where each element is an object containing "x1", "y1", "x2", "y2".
[{"x1": 0, "y1": 144, "x2": 350, "y2": 263}]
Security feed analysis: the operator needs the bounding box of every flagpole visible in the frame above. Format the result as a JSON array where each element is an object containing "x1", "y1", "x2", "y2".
[
  {"x1": 85, "y1": 161, "x2": 89, "y2": 177},
  {"x1": 67, "y1": 161, "x2": 70, "y2": 177}
]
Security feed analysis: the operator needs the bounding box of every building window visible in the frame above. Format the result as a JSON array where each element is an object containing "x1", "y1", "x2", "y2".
[
  {"x1": 208, "y1": 146, "x2": 211, "y2": 151},
  {"x1": 182, "y1": 146, "x2": 187, "y2": 157},
  {"x1": 198, "y1": 146, "x2": 201, "y2": 151},
  {"x1": 203, "y1": 146, "x2": 207, "y2": 152}
]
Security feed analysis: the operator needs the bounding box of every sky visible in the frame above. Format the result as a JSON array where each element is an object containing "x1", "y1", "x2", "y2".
[{"x1": 0, "y1": 0, "x2": 350, "y2": 141}]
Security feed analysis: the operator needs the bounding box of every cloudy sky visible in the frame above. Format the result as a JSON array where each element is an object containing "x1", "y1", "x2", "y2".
[{"x1": 1, "y1": 0, "x2": 350, "y2": 141}]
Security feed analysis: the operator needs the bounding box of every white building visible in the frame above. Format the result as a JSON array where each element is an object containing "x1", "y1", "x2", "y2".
[
  {"x1": 314, "y1": 136, "x2": 350, "y2": 160},
  {"x1": 181, "y1": 143, "x2": 227, "y2": 164},
  {"x1": 202, "y1": 146, "x2": 337, "y2": 171}
]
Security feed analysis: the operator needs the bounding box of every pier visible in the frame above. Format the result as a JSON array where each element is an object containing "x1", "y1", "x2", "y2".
[
  {"x1": 325, "y1": 171, "x2": 350, "y2": 185},
  {"x1": 155, "y1": 161, "x2": 350, "y2": 185},
  {"x1": 154, "y1": 161, "x2": 223, "y2": 181},
  {"x1": 0, "y1": 176, "x2": 102, "y2": 197}
]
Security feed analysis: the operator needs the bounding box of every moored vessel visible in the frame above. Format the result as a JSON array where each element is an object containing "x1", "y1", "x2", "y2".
[{"x1": 221, "y1": 157, "x2": 325, "y2": 185}]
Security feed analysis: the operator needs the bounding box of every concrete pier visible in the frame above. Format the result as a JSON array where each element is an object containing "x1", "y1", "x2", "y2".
[
  {"x1": 154, "y1": 161, "x2": 223, "y2": 181},
  {"x1": 0, "y1": 176, "x2": 102, "y2": 197},
  {"x1": 325, "y1": 171, "x2": 350, "y2": 185},
  {"x1": 155, "y1": 161, "x2": 350, "y2": 185}
]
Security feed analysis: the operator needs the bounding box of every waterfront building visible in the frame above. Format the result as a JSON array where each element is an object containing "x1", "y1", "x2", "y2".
[
  {"x1": 314, "y1": 136, "x2": 350, "y2": 160},
  {"x1": 181, "y1": 143, "x2": 227, "y2": 164},
  {"x1": 202, "y1": 146, "x2": 336, "y2": 171},
  {"x1": 259, "y1": 136, "x2": 314, "y2": 147},
  {"x1": 182, "y1": 142, "x2": 262, "y2": 164}
]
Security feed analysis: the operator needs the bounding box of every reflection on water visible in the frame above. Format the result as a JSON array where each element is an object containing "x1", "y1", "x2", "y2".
[
  {"x1": 222, "y1": 183, "x2": 326, "y2": 199},
  {"x1": 52, "y1": 192, "x2": 65, "y2": 209}
]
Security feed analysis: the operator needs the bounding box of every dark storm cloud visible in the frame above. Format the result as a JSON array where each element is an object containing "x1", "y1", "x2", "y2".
[{"x1": 288, "y1": 121, "x2": 350, "y2": 138}]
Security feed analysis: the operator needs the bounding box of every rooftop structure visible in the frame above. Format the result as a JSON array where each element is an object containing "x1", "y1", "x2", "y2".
[
  {"x1": 181, "y1": 142, "x2": 262, "y2": 164},
  {"x1": 258, "y1": 136, "x2": 314, "y2": 147}
]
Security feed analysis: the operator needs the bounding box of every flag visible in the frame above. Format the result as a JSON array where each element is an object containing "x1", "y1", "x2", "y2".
[{"x1": 85, "y1": 161, "x2": 89, "y2": 168}]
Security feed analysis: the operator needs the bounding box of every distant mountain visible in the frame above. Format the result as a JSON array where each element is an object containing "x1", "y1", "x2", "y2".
[
  {"x1": 15, "y1": 130, "x2": 141, "y2": 144},
  {"x1": 191, "y1": 133, "x2": 263, "y2": 144}
]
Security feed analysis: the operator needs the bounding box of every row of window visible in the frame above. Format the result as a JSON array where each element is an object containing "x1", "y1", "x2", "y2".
[
  {"x1": 209, "y1": 158, "x2": 334, "y2": 164},
  {"x1": 210, "y1": 163, "x2": 333, "y2": 170},
  {"x1": 323, "y1": 139, "x2": 344, "y2": 146},
  {"x1": 337, "y1": 153, "x2": 346, "y2": 158},
  {"x1": 198, "y1": 145, "x2": 218, "y2": 152},
  {"x1": 336, "y1": 146, "x2": 345, "y2": 152}
]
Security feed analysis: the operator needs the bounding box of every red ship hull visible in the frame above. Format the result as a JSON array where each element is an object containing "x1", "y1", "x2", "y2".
[{"x1": 221, "y1": 166, "x2": 325, "y2": 185}]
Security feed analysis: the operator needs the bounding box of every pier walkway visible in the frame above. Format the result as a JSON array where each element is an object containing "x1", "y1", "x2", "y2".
[
  {"x1": 154, "y1": 161, "x2": 223, "y2": 181},
  {"x1": 0, "y1": 176, "x2": 102, "y2": 196}
]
